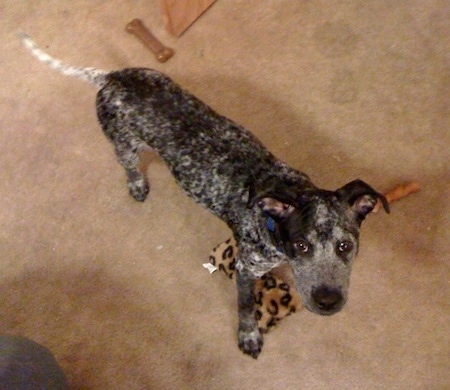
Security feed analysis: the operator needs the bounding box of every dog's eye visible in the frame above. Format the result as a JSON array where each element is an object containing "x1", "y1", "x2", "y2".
[
  {"x1": 294, "y1": 240, "x2": 310, "y2": 253},
  {"x1": 337, "y1": 241, "x2": 353, "y2": 253}
]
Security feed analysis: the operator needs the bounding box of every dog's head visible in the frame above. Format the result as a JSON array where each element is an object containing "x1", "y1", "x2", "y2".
[{"x1": 249, "y1": 179, "x2": 389, "y2": 315}]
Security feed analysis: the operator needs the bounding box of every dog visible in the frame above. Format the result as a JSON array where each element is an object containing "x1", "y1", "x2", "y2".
[{"x1": 21, "y1": 34, "x2": 389, "y2": 359}]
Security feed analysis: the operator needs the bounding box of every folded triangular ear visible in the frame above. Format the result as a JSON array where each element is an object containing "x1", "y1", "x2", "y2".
[
  {"x1": 247, "y1": 183, "x2": 298, "y2": 220},
  {"x1": 336, "y1": 179, "x2": 390, "y2": 220}
]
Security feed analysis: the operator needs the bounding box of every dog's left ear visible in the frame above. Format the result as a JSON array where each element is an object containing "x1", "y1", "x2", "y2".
[
  {"x1": 247, "y1": 184, "x2": 297, "y2": 220},
  {"x1": 336, "y1": 179, "x2": 390, "y2": 220}
]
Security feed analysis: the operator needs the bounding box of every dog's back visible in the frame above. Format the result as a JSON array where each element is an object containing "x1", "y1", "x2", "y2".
[
  {"x1": 96, "y1": 68, "x2": 279, "y2": 197},
  {"x1": 20, "y1": 34, "x2": 282, "y2": 212}
]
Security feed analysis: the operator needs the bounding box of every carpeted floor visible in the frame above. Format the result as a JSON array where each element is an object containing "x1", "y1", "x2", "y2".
[{"x1": 1, "y1": 1, "x2": 449, "y2": 388}]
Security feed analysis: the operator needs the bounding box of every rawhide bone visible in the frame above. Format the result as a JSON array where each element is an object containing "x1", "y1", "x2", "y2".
[
  {"x1": 373, "y1": 181, "x2": 420, "y2": 213},
  {"x1": 126, "y1": 19, "x2": 174, "y2": 63}
]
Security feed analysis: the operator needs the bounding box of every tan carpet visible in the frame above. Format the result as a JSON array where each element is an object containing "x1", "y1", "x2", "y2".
[{"x1": 1, "y1": 1, "x2": 449, "y2": 388}]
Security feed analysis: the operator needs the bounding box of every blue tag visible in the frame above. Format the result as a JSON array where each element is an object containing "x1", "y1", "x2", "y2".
[
  {"x1": 266, "y1": 217, "x2": 276, "y2": 232},
  {"x1": 266, "y1": 217, "x2": 283, "y2": 252}
]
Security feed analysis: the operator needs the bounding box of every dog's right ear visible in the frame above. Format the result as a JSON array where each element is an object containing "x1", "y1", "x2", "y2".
[{"x1": 247, "y1": 184, "x2": 298, "y2": 220}]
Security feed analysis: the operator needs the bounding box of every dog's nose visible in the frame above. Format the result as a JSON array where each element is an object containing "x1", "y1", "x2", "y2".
[{"x1": 312, "y1": 286, "x2": 343, "y2": 312}]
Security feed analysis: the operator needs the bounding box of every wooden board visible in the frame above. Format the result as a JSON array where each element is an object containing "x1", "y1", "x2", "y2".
[{"x1": 161, "y1": 0, "x2": 216, "y2": 36}]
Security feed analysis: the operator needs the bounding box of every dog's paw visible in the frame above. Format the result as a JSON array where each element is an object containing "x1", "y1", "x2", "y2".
[
  {"x1": 128, "y1": 179, "x2": 149, "y2": 202},
  {"x1": 238, "y1": 328, "x2": 263, "y2": 359}
]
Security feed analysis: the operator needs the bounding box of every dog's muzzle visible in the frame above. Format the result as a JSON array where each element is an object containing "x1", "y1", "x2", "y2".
[{"x1": 311, "y1": 285, "x2": 344, "y2": 315}]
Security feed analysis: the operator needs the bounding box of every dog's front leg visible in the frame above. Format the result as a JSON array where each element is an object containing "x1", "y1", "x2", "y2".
[{"x1": 236, "y1": 268, "x2": 262, "y2": 359}]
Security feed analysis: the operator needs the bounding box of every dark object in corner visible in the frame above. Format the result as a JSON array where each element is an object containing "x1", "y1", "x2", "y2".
[{"x1": 0, "y1": 335, "x2": 68, "y2": 389}]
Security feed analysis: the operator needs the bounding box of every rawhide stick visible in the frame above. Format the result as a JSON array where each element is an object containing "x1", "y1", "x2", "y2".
[
  {"x1": 373, "y1": 181, "x2": 420, "y2": 213},
  {"x1": 126, "y1": 19, "x2": 174, "y2": 63}
]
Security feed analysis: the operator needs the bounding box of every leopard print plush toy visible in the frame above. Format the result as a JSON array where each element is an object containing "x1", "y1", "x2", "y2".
[{"x1": 209, "y1": 237, "x2": 303, "y2": 332}]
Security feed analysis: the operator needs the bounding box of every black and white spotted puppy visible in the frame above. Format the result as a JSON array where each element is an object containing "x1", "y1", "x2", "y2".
[{"x1": 21, "y1": 34, "x2": 389, "y2": 359}]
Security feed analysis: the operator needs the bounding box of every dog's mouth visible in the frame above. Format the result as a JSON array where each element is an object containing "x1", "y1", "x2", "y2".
[{"x1": 307, "y1": 303, "x2": 344, "y2": 316}]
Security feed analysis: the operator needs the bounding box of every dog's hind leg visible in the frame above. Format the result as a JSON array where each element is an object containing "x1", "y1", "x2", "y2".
[{"x1": 113, "y1": 133, "x2": 149, "y2": 202}]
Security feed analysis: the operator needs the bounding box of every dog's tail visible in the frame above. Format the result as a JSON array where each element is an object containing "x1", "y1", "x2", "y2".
[{"x1": 19, "y1": 33, "x2": 109, "y2": 88}]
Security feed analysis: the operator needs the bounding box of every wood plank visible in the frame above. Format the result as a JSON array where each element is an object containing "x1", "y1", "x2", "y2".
[{"x1": 161, "y1": 0, "x2": 217, "y2": 36}]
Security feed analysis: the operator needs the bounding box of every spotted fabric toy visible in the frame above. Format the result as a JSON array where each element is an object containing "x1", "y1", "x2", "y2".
[{"x1": 208, "y1": 236, "x2": 303, "y2": 332}]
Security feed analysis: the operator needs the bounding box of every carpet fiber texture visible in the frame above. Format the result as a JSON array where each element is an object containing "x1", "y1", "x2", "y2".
[{"x1": 1, "y1": 1, "x2": 448, "y2": 388}]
